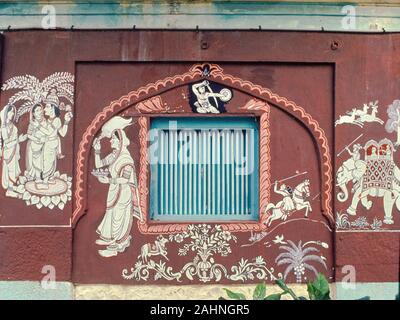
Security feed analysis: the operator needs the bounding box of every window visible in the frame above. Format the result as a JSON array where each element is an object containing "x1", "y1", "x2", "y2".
[{"x1": 150, "y1": 117, "x2": 259, "y2": 221}]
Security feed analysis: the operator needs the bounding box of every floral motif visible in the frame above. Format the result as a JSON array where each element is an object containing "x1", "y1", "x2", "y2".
[
  {"x1": 122, "y1": 224, "x2": 277, "y2": 284},
  {"x1": 336, "y1": 212, "x2": 387, "y2": 231},
  {"x1": 228, "y1": 256, "x2": 279, "y2": 282},
  {"x1": 15, "y1": 171, "x2": 72, "y2": 210},
  {"x1": 351, "y1": 216, "x2": 369, "y2": 229},
  {"x1": 370, "y1": 217, "x2": 383, "y2": 230},
  {"x1": 122, "y1": 260, "x2": 181, "y2": 282},
  {"x1": 336, "y1": 212, "x2": 351, "y2": 230},
  {"x1": 172, "y1": 224, "x2": 236, "y2": 283}
]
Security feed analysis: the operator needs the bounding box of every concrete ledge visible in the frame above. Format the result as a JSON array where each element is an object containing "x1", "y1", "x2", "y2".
[
  {"x1": 0, "y1": 281, "x2": 73, "y2": 300},
  {"x1": 335, "y1": 282, "x2": 399, "y2": 300},
  {"x1": 74, "y1": 283, "x2": 310, "y2": 300},
  {"x1": 1, "y1": 281, "x2": 398, "y2": 299}
]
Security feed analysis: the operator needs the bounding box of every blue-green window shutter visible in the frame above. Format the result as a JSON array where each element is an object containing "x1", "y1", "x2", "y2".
[{"x1": 150, "y1": 117, "x2": 259, "y2": 221}]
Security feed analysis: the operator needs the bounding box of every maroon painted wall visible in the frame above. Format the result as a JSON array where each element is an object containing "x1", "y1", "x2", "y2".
[{"x1": 0, "y1": 31, "x2": 398, "y2": 284}]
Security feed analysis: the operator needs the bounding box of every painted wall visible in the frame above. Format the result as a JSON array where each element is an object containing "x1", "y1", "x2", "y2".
[{"x1": 0, "y1": 30, "x2": 399, "y2": 299}]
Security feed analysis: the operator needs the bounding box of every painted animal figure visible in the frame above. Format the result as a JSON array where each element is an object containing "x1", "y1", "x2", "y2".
[
  {"x1": 140, "y1": 236, "x2": 169, "y2": 262},
  {"x1": 354, "y1": 104, "x2": 369, "y2": 117},
  {"x1": 336, "y1": 154, "x2": 400, "y2": 225},
  {"x1": 335, "y1": 109, "x2": 364, "y2": 128},
  {"x1": 358, "y1": 105, "x2": 384, "y2": 125},
  {"x1": 264, "y1": 180, "x2": 312, "y2": 226}
]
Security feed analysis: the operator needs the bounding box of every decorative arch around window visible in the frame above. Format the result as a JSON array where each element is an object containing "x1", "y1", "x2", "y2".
[{"x1": 72, "y1": 63, "x2": 333, "y2": 235}]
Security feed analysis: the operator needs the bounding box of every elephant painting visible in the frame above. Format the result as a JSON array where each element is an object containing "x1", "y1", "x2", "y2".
[{"x1": 336, "y1": 138, "x2": 400, "y2": 225}]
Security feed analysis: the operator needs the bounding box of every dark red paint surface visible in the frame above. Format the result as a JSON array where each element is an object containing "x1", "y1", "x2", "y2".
[{"x1": 0, "y1": 31, "x2": 398, "y2": 283}]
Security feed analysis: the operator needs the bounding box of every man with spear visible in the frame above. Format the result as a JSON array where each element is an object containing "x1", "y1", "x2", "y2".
[{"x1": 264, "y1": 171, "x2": 308, "y2": 224}]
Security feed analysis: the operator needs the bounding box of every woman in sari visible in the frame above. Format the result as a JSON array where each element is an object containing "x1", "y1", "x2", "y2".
[
  {"x1": 93, "y1": 116, "x2": 142, "y2": 258},
  {"x1": 0, "y1": 104, "x2": 26, "y2": 196},
  {"x1": 25, "y1": 104, "x2": 46, "y2": 183}
]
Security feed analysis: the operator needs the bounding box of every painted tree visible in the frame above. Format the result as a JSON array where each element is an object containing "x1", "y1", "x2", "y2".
[
  {"x1": 385, "y1": 99, "x2": 400, "y2": 145},
  {"x1": 1, "y1": 72, "x2": 74, "y2": 121},
  {"x1": 275, "y1": 240, "x2": 327, "y2": 283}
]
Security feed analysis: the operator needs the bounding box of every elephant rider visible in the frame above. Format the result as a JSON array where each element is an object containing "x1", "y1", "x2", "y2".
[
  {"x1": 339, "y1": 144, "x2": 365, "y2": 192},
  {"x1": 346, "y1": 143, "x2": 362, "y2": 161}
]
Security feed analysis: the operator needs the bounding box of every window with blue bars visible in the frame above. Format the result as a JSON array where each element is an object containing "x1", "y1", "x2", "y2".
[{"x1": 149, "y1": 117, "x2": 259, "y2": 221}]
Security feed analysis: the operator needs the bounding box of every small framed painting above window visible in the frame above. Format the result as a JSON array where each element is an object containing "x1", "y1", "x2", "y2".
[{"x1": 149, "y1": 117, "x2": 259, "y2": 221}]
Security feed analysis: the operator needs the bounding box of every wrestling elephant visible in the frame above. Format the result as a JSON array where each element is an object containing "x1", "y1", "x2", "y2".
[{"x1": 336, "y1": 157, "x2": 400, "y2": 224}]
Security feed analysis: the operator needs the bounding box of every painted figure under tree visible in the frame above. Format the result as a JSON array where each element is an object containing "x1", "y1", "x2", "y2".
[
  {"x1": 0, "y1": 104, "x2": 26, "y2": 197},
  {"x1": 41, "y1": 98, "x2": 72, "y2": 184},
  {"x1": 25, "y1": 104, "x2": 47, "y2": 184},
  {"x1": 0, "y1": 72, "x2": 74, "y2": 209},
  {"x1": 92, "y1": 116, "x2": 143, "y2": 258}
]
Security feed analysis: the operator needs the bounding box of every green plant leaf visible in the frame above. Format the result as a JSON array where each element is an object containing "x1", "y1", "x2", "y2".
[
  {"x1": 264, "y1": 293, "x2": 282, "y2": 300},
  {"x1": 275, "y1": 279, "x2": 288, "y2": 291},
  {"x1": 223, "y1": 288, "x2": 246, "y2": 300},
  {"x1": 253, "y1": 283, "x2": 267, "y2": 300},
  {"x1": 307, "y1": 282, "x2": 316, "y2": 300},
  {"x1": 218, "y1": 297, "x2": 226, "y2": 300},
  {"x1": 275, "y1": 279, "x2": 299, "y2": 300},
  {"x1": 307, "y1": 273, "x2": 331, "y2": 300}
]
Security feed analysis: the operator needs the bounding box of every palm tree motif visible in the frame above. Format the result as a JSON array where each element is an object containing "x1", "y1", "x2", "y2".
[
  {"x1": 1, "y1": 72, "x2": 74, "y2": 121},
  {"x1": 275, "y1": 240, "x2": 328, "y2": 283}
]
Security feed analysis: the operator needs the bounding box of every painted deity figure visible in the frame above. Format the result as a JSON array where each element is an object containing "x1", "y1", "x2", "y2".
[
  {"x1": 0, "y1": 104, "x2": 26, "y2": 196},
  {"x1": 93, "y1": 116, "x2": 143, "y2": 258},
  {"x1": 25, "y1": 104, "x2": 47, "y2": 183},
  {"x1": 192, "y1": 80, "x2": 225, "y2": 114},
  {"x1": 41, "y1": 101, "x2": 72, "y2": 184}
]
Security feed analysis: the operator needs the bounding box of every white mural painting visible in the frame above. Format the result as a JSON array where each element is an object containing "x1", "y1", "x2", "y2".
[
  {"x1": 336, "y1": 138, "x2": 400, "y2": 225},
  {"x1": 263, "y1": 171, "x2": 313, "y2": 227},
  {"x1": 275, "y1": 238, "x2": 328, "y2": 283},
  {"x1": 385, "y1": 99, "x2": 400, "y2": 146},
  {"x1": 336, "y1": 212, "x2": 383, "y2": 231},
  {"x1": 140, "y1": 235, "x2": 169, "y2": 263},
  {"x1": 191, "y1": 80, "x2": 232, "y2": 114},
  {"x1": 335, "y1": 101, "x2": 383, "y2": 128},
  {"x1": 92, "y1": 116, "x2": 143, "y2": 258},
  {"x1": 0, "y1": 105, "x2": 26, "y2": 197},
  {"x1": 122, "y1": 224, "x2": 278, "y2": 283},
  {"x1": 0, "y1": 73, "x2": 74, "y2": 209}
]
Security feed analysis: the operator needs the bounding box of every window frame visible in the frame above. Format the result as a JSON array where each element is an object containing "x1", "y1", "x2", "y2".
[{"x1": 149, "y1": 116, "x2": 260, "y2": 222}]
